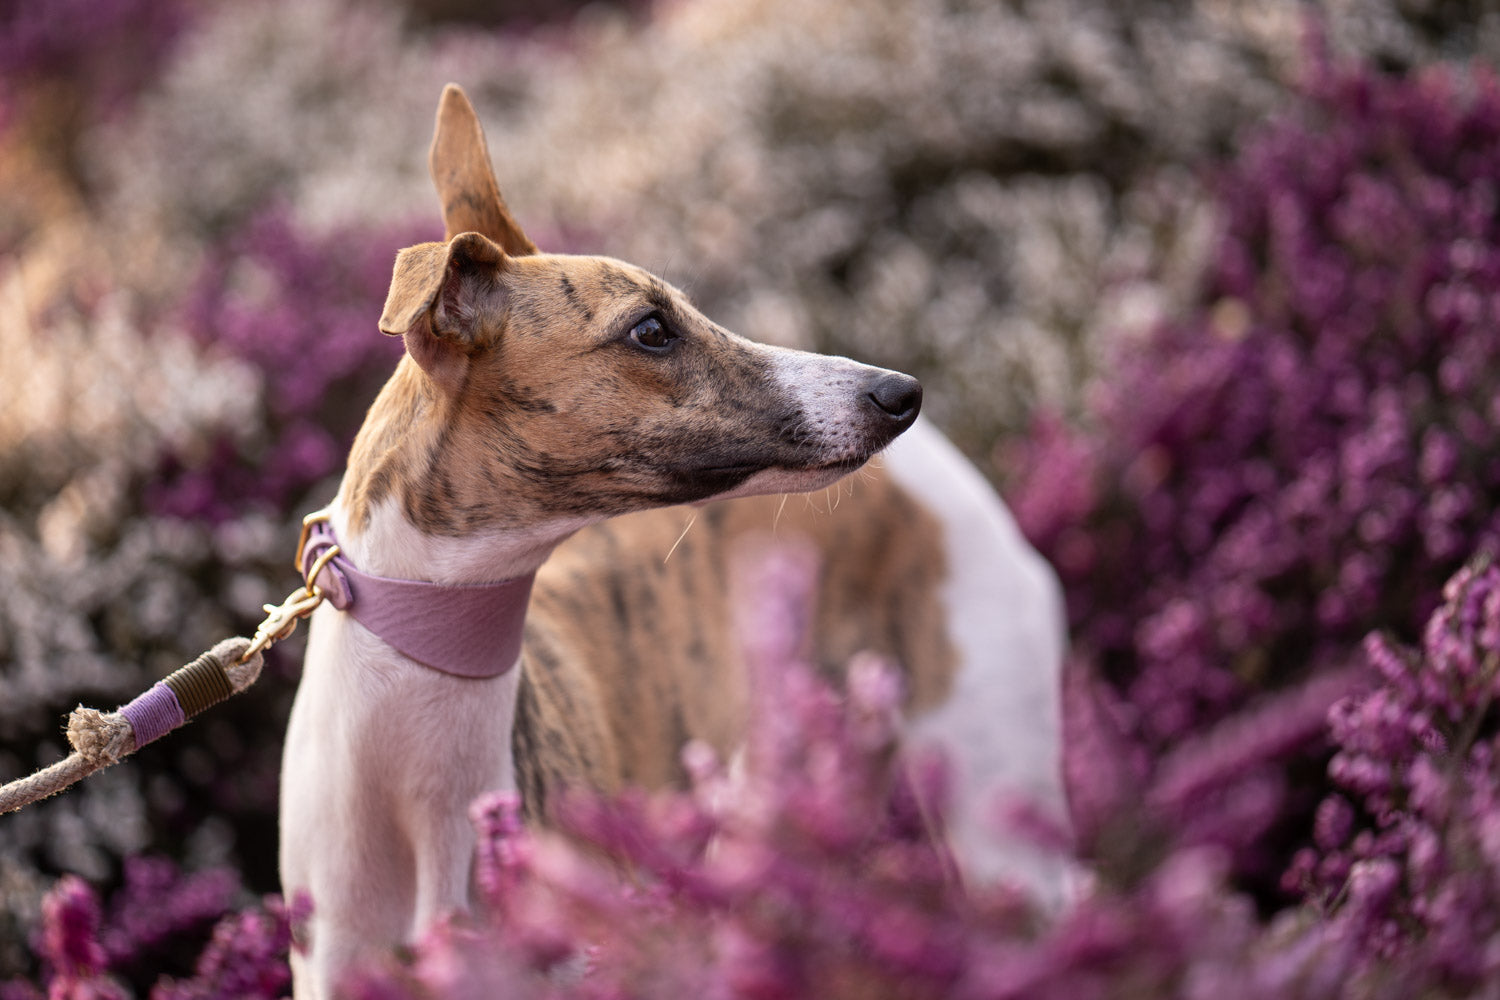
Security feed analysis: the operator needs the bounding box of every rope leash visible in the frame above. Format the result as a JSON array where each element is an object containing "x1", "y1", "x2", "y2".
[{"x1": 0, "y1": 513, "x2": 337, "y2": 815}]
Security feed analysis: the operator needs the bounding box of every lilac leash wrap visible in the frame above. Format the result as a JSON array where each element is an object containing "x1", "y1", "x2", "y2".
[
  {"x1": 121, "y1": 684, "x2": 186, "y2": 747},
  {"x1": 299, "y1": 520, "x2": 535, "y2": 679},
  {"x1": 119, "y1": 645, "x2": 238, "y2": 747}
]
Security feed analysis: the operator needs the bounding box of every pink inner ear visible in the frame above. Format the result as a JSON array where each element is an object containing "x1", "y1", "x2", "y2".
[
  {"x1": 423, "y1": 257, "x2": 471, "y2": 340},
  {"x1": 443, "y1": 254, "x2": 470, "y2": 308},
  {"x1": 404, "y1": 320, "x2": 468, "y2": 392},
  {"x1": 433, "y1": 242, "x2": 508, "y2": 341}
]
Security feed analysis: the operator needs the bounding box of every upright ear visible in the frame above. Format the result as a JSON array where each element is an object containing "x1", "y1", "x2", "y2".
[
  {"x1": 429, "y1": 83, "x2": 538, "y2": 256},
  {"x1": 379, "y1": 231, "x2": 509, "y2": 349}
]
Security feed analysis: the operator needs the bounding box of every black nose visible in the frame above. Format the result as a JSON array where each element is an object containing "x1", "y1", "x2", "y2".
[{"x1": 865, "y1": 372, "x2": 923, "y2": 424}]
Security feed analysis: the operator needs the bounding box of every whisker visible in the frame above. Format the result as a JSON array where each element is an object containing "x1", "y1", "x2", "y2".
[{"x1": 664, "y1": 511, "x2": 699, "y2": 563}]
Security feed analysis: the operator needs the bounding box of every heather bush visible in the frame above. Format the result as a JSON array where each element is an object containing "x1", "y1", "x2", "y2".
[
  {"x1": 21, "y1": 553, "x2": 1500, "y2": 998},
  {"x1": 0, "y1": 0, "x2": 1230, "y2": 948},
  {"x1": 1008, "y1": 57, "x2": 1500, "y2": 895},
  {"x1": 1285, "y1": 556, "x2": 1500, "y2": 989},
  {"x1": 4, "y1": 864, "x2": 294, "y2": 1000},
  {"x1": 0, "y1": 258, "x2": 285, "y2": 958}
]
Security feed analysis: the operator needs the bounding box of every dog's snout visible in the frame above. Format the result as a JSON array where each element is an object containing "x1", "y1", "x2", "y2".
[{"x1": 865, "y1": 372, "x2": 923, "y2": 425}]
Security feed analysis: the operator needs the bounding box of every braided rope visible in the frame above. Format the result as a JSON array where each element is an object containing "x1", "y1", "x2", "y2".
[{"x1": 0, "y1": 637, "x2": 264, "y2": 815}]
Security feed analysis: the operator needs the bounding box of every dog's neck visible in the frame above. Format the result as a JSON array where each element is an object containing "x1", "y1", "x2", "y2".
[
  {"x1": 331, "y1": 494, "x2": 585, "y2": 587},
  {"x1": 332, "y1": 357, "x2": 592, "y2": 586}
]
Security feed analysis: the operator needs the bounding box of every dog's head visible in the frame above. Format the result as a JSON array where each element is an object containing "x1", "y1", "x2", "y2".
[{"x1": 368, "y1": 85, "x2": 921, "y2": 531}]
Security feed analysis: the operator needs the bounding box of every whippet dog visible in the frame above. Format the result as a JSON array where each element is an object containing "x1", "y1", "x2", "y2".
[{"x1": 279, "y1": 84, "x2": 1066, "y2": 996}]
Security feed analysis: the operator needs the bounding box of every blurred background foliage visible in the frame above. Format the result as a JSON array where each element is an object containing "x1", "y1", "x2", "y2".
[{"x1": 6, "y1": 0, "x2": 1500, "y2": 991}]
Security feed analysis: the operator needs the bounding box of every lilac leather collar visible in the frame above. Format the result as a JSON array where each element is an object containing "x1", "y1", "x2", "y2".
[{"x1": 300, "y1": 519, "x2": 535, "y2": 679}]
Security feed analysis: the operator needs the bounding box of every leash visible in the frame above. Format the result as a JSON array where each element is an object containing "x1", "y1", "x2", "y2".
[
  {"x1": 0, "y1": 513, "x2": 339, "y2": 815},
  {"x1": 1, "y1": 508, "x2": 536, "y2": 814}
]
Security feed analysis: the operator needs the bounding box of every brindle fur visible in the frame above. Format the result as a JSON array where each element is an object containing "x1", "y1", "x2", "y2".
[{"x1": 516, "y1": 480, "x2": 953, "y2": 819}]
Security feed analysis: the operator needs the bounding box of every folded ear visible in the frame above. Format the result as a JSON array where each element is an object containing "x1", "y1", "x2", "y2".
[
  {"x1": 430, "y1": 83, "x2": 538, "y2": 256},
  {"x1": 378, "y1": 231, "x2": 509, "y2": 344}
]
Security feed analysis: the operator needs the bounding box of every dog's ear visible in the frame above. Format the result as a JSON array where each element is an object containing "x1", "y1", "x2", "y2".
[
  {"x1": 429, "y1": 83, "x2": 538, "y2": 257},
  {"x1": 379, "y1": 233, "x2": 509, "y2": 383}
]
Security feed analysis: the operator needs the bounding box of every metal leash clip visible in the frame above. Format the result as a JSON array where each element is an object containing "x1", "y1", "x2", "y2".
[{"x1": 240, "y1": 511, "x2": 340, "y2": 663}]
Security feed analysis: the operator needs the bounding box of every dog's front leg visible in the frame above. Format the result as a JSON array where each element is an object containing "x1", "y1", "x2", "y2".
[
  {"x1": 282, "y1": 607, "x2": 523, "y2": 996},
  {"x1": 397, "y1": 667, "x2": 524, "y2": 931},
  {"x1": 282, "y1": 778, "x2": 413, "y2": 998},
  {"x1": 282, "y1": 610, "x2": 416, "y2": 998}
]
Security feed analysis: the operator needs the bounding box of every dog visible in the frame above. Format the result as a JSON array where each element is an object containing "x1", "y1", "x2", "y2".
[{"x1": 279, "y1": 84, "x2": 1067, "y2": 996}]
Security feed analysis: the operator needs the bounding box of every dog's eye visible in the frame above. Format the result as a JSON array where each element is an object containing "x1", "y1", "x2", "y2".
[{"x1": 628, "y1": 315, "x2": 677, "y2": 352}]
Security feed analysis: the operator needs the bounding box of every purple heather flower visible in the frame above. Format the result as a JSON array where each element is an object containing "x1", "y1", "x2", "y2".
[
  {"x1": 25, "y1": 877, "x2": 129, "y2": 1000},
  {"x1": 100, "y1": 857, "x2": 237, "y2": 966},
  {"x1": 14, "y1": 866, "x2": 292, "y2": 1000},
  {"x1": 35, "y1": 877, "x2": 108, "y2": 979},
  {"x1": 1292, "y1": 555, "x2": 1500, "y2": 988},
  {"x1": 150, "y1": 896, "x2": 293, "y2": 1000}
]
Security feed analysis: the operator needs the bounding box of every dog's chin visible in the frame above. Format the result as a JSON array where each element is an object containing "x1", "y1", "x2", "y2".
[{"x1": 693, "y1": 458, "x2": 869, "y2": 506}]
